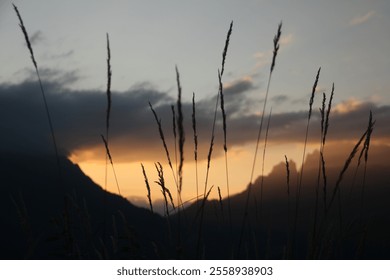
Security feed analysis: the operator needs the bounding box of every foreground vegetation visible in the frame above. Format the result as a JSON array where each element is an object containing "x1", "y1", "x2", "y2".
[{"x1": 5, "y1": 4, "x2": 381, "y2": 259}]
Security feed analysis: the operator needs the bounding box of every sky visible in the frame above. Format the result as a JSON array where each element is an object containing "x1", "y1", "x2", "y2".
[{"x1": 1, "y1": 0, "x2": 389, "y2": 207}]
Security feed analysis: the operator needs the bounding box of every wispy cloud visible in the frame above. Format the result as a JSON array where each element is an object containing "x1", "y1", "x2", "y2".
[
  {"x1": 253, "y1": 51, "x2": 269, "y2": 70},
  {"x1": 253, "y1": 33, "x2": 294, "y2": 71},
  {"x1": 349, "y1": 10, "x2": 376, "y2": 26},
  {"x1": 29, "y1": 30, "x2": 44, "y2": 45},
  {"x1": 280, "y1": 33, "x2": 294, "y2": 46}
]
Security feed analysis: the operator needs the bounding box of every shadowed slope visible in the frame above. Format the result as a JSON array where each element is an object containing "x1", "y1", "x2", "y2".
[{"x1": 0, "y1": 154, "x2": 168, "y2": 259}]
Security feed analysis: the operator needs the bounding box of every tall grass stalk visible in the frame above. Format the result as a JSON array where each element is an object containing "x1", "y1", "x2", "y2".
[
  {"x1": 175, "y1": 66, "x2": 185, "y2": 258},
  {"x1": 192, "y1": 93, "x2": 199, "y2": 207},
  {"x1": 238, "y1": 22, "x2": 282, "y2": 257},
  {"x1": 104, "y1": 33, "x2": 112, "y2": 192},
  {"x1": 198, "y1": 21, "x2": 233, "y2": 258},
  {"x1": 219, "y1": 69, "x2": 232, "y2": 230},
  {"x1": 359, "y1": 111, "x2": 375, "y2": 223},
  {"x1": 311, "y1": 84, "x2": 334, "y2": 256},
  {"x1": 155, "y1": 162, "x2": 175, "y2": 216},
  {"x1": 217, "y1": 186, "x2": 224, "y2": 220},
  {"x1": 171, "y1": 105, "x2": 179, "y2": 186},
  {"x1": 175, "y1": 66, "x2": 185, "y2": 200},
  {"x1": 311, "y1": 92, "x2": 327, "y2": 252},
  {"x1": 196, "y1": 186, "x2": 214, "y2": 258},
  {"x1": 13, "y1": 4, "x2": 61, "y2": 177},
  {"x1": 291, "y1": 67, "x2": 320, "y2": 257},
  {"x1": 149, "y1": 102, "x2": 179, "y2": 189},
  {"x1": 327, "y1": 125, "x2": 369, "y2": 212},
  {"x1": 322, "y1": 84, "x2": 334, "y2": 211},
  {"x1": 284, "y1": 155, "x2": 292, "y2": 258},
  {"x1": 203, "y1": 21, "x2": 233, "y2": 198},
  {"x1": 141, "y1": 164, "x2": 153, "y2": 214},
  {"x1": 101, "y1": 135, "x2": 121, "y2": 195},
  {"x1": 259, "y1": 108, "x2": 273, "y2": 220}
]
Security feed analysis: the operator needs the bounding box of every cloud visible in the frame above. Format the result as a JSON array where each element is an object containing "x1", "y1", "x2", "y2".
[
  {"x1": 224, "y1": 76, "x2": 254, "y2": 96},
  {"x1": 349, "y1": 10, "x2": 376, "y2": 26},
  {"x1": 49, "y1": 50, "x2": 75, "y2": 60},
  {"x1": 29, "y1": 30, "x2": 44, "y2": 45},
  {"x1": 253, "y1": 33, "x2": 293, "y2": 71},
  {"x1": 280, "y1": 33, "x2": 294, "y2": 46},
  {"x1": 270, "y1": 95, "x2": 288, "y2": 105},
  {"x1": 0, "y1": 74, "x2": 388, "y2": 164},
  {"x1": 253, "y1": 51, "x2": 268, "y2": 69}
]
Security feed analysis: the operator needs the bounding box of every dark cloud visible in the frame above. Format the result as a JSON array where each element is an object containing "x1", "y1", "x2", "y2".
[
  {"x1": 270, "y1": 94, "x2": 288, "y2": 105},
  {"x1": 0, "y1": 75, "x2": 388, "y2": 164},
  {"x1": 224, "y1": 78, "x2": 255, "y2": 96}
]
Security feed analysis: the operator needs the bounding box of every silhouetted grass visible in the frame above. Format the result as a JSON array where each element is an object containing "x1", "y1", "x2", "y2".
[
  {"x1": 239, "y1": 22, "x2": 282, "y2": 257},
  {"x1": 141, "y1": 163, "x2": 153, "y2": 214},
  {"x1": 292, "y1": 67, "x2": 321, "y2": 258},
  {"x1": 149, "y1": 102, "x2": 178, "y2": 188},
  {"x1": 101, "y1": 135, "x2": 121, "y2": 195},
  {"x1": 11, "y1": 6, "x2": 379, "y2": 260},
  {"x1": 192, "y1": 92, "x2": 199, "y2": 206},
  {"x1": 13, "y1": 4, "x2": 61, "y2": 177}
]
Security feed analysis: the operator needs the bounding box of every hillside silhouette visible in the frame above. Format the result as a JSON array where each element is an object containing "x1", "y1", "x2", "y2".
[
  {"x1": 1, "y1": 143, "x2": 389, "y2": 259},
  {"x1": 0, "y1": 154, "x2": 169, "y2": 259},
  {"x1": 176, "y1": 143, "x2": 390, "y2": 259}
]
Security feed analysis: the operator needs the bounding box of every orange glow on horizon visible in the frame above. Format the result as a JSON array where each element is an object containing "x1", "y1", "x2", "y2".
[{"x1": 70, "y1": 142, "x2": 320, "y2": 205}]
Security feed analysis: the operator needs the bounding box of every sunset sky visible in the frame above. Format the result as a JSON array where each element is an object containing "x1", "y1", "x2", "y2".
[{"x1": 0, "y1": 0, "x2": 389, "y2": 207}]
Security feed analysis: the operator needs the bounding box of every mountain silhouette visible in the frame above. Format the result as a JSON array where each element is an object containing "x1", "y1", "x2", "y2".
[
  {"x1": 1, "y1": 144, "x2": 389, "y2": 259},
  {"x1": 0, "y1": 154, "x2": 169, "y2": 259},
  {"x1": 174, "y1": 144, "x2": 390, "y2": 259}
]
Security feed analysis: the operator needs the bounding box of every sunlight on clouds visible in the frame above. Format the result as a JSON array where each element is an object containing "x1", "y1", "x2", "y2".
[
  {"x1": 280, "y1": 33, "x2": 294, "y2": 47},
  {"x1": 252, "y1": 33, "x2": 293, "y2": 71},
  {"x1": 333, "y1": 98, "x2": 365, "y2": 114},
  {"x1": 253, "y1": 51, "x2": 269, "y2": 70},
  {"x1": 349, "y1": 10, "x2": 376, "y2": 26}
]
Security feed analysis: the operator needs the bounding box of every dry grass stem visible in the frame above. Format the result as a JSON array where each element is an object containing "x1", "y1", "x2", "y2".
[
  {"x1": 285, "y1": 155, "x2": 290, "y2": 195},
  {"x1": 259, "y1": 108, "x2": 273, "y2": 218},
  {"x1": 106, "y1": 33, "x2": 112, "y2": 139},
  {"x1": 104, "y1": 33, "x2": 112, "y2": 192},
  {"x1": 271, "y1": 22, "x2": 282, "y2": 73},
  {"x1": 219, "y1": 69, "x2": 232, "y2": 229},
  {"x1": 293, "y1": 67, "x2": 321, "y2": 258},
  {"x1": 323, "y1": 83, "x2": 334, "y2": 145},
  {"x1": 149, "y1": 102, "x2": 178, "y2": 187},
  {"x1": 239, "y1": 22, "x2": 282, "y2": 257},
  {"x1": 203, "y1": 21, "x2": 234, "y2": 198},
  {"x1": 101, "y1": 135, "x2": 121, "y2": 195},
  {"x1": 217, "y1": 186, "x2": 224, "y2": 218},
  {"x1": 13, "y1": 4, "x2": 61, "y2": 176},
  {"x1": 171, "y1": 105, "x2": 178, "y2": 177},
  {"x1": 328, "y1": 128, "x2": 368, "y2": 211},
  {"x1": 359, "y1": 111, "x2": 375, "y2": 220},
  {"x1": 192, "y1": 92, "x2": 199, "y2": 206},
  {"x1": 141, "y1": 164, "x2": 153, "y2": 214},
  {"x1": 221, "y1": 21, "x2": 233, "y2": 76},
  {"x1": 175, "y1": 66, "x2": 185, "y2": 196},
  {"x1": 155, "y1": 162, "x2": 175, "y2": 216}
]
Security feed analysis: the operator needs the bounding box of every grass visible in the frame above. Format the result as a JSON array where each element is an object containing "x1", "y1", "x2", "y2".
[
  {"x1": 238, "y1": 22, "x2": 282, "y2": 257},
  {"x1": 11, "y1": 4, "x2": 379, "y2": 259},
  {"x1": 13, "y1": 4, "x2": 61, "y2": 178}
]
